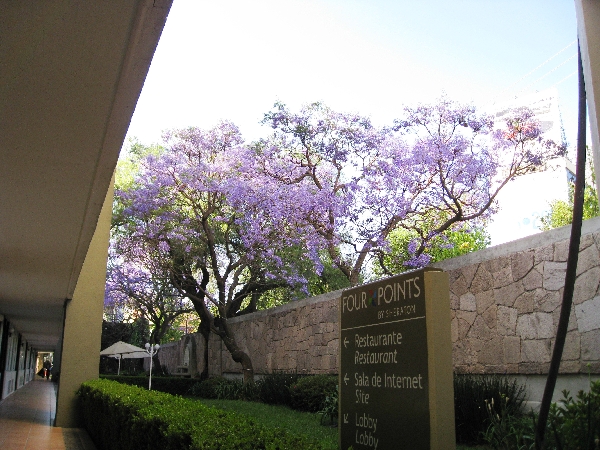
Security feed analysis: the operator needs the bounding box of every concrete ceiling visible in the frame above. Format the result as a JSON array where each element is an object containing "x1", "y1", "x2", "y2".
[{"x1": 0, "y1": 1, "x2": 172, "y2": 351}]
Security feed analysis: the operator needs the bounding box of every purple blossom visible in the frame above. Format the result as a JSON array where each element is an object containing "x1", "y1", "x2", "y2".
[
  {"x1": 254, "y1": 99, "x2": 561, "y2": 283},
  {"x1": 115, "y1": 98, "x2": 562, "y2": 298}
]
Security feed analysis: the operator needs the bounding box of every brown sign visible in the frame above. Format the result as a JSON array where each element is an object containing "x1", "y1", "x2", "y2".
[{"x1": 339, "y1": 268, "x2": 446, "y2": 450}]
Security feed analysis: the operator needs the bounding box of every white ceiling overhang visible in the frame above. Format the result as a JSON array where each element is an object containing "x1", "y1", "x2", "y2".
[{"x1": 0, "y1": 0, "x2": 172, "y2": 351}]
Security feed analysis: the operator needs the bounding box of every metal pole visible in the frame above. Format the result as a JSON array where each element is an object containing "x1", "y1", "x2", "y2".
[
  {"x1": 145, "y1": 343, "x2": 160, "y2": 390},
  {"x1": 148, "y1": 352, "x2": 153, "y2": 390},
  {"x1": 534, "y1": 39, "x2": 587, "y2": 449}
]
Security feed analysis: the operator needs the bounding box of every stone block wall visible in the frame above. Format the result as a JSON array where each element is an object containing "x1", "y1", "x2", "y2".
[
  {"x1": 437, "y1": 226, "x2": 600, "y2": 375},
  {"x1": 158, "y1": 217, "x2": 600, "y2": 378}
]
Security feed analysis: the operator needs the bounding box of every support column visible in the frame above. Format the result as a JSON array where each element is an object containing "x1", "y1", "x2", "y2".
[
  {"x1": 574, "y1": 0, "x2": 600, "y2": 195},
  {"x1": 54, "y1": 179, "x2": 114, "y2": 427}
]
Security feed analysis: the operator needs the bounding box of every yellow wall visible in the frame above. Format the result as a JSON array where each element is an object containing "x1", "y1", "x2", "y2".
[
  {"x1": 54, "y1": 179, "x2": 114, "y2": 427},
  {"x1": 425, "y1": 271, "x2": 456, "y2": 449}
]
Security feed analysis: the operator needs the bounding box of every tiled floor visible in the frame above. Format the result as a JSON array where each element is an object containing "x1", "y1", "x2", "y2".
[{"x1": 0, "y1": 377, "x2": 97, "y2": 450}]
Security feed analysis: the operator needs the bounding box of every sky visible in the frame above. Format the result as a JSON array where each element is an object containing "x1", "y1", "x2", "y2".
[{"x1": 125, "y1": 0, "x2": 580, "y2": 151}]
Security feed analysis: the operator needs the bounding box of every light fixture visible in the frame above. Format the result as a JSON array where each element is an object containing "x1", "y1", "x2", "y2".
[{"x1": 144, "y1": 343, "x2": 160, "y2": 390}]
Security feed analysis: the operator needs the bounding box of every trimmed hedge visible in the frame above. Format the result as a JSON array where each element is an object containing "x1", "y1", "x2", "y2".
[
  {"x1": 100, "y1": 375, "x2": 198, "y2": 396},
  {"x1": 78, "y1": 378, "x2": 326, "y2": 450}
]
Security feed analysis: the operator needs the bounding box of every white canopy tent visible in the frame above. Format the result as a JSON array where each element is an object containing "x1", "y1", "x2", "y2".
[{"x1": 100, "y1": 341, "x2": 148, "y2": 375}]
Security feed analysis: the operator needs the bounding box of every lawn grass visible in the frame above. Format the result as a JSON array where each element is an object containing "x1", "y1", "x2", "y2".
[
  {"x1": 196, "y1": 398, "x2": 490, "y2": 450},
  {"x1": 197, "y1": 398, "x2": 338, "y2": 450}
]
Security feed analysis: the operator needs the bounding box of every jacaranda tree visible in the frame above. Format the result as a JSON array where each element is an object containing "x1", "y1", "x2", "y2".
[
  {"x1": 105, "y1": 239, "x2": 194, "y2": 345},
  {"x1": 115, "y1": 122, "x2": 325, "y2": 382},
  {"x1": 255, "y1": 99, "x2": 566, "y2": 285},
  {"x1": 104, "y1": 235, "x2": 195, "y2": 374},
  {"x1": 114, "y1": 98, "x2": 565, "y2": 382}
]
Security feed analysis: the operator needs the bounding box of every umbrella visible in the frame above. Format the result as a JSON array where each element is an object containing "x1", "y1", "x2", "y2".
[{"x1": 100, "y1": 341, "x2": 148, "y2": 375}]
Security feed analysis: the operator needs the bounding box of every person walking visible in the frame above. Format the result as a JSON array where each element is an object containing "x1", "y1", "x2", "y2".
[{"x1": 43, "y1": 358, "x2": 52, "y2": 380}]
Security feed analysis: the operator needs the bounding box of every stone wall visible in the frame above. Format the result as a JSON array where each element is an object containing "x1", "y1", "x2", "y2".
[
  {"x1": 436, "y1": 217, "x2": 600, "y2": 375},
  {"x1": 158, "y1": 217, "x2": 600, "y2": 378}
]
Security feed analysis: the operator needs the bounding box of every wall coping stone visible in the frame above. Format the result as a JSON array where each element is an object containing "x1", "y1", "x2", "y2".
[
  {"x1": 225, "y1": 217, "x2": 600, "y2": 326},
  {"x1": 158, "y1": 342, "x2": 177, "y2": 349},
  {"x1": 226, "y1": 289, "x2": 343, "y2": 325},
  {"x1": 432, "y1": 216, "x2": 600, "y2": 272}
]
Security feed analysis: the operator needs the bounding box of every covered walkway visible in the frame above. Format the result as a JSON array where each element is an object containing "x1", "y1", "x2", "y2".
[{"x1": 0, "y1": 378, "x2": 97, "y2": 450}]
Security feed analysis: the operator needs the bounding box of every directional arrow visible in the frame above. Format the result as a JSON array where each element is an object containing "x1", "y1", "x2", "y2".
[
  {"x1": 344, "y1": 414, "x2": 349, "y2": 424},
  {"x1": 344, "y1": 373, "x2": 349, "y2": 385},
  {"x1": 343, "y1": 337, "x2": 349, "y2": 348}
]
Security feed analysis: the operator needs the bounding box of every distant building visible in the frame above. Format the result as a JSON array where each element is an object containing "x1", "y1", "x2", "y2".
[
  {"x1": 487, "y1": 88, "x2": 572, "y2": 246},
  {"x1": 487, "y1": 157, "x2": 575, "y2": 245}
]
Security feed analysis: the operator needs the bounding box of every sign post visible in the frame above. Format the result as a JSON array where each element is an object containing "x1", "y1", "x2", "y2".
[{"x1": 339, "y1": 268, "x2": 455, "y2": 450}]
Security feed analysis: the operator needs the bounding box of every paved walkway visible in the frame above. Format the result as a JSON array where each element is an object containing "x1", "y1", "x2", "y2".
[{"x1": 0, "y1": 378, "x2": 97, "y2": 450}]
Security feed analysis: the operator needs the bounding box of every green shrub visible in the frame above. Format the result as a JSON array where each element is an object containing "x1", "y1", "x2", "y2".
[
  {"x1": 318, "y1": 385, "x2": 338, "y2": 426},
  {"x1": 185, "y1": 376, "x2": 260, "y2": 401},
  {"x1": 101, "y1": 375, "x2": 197, "y2": 396},
  {"x1": 546, "y1": 379, "x2": 600, "y2": 450},
  {"x1": 454, "y1": 373, "x2": 527, "y2": 445},
  {"x1": 187, "y1": 376, "x2": 229, "y2": 399},
  {"x1": 216, "y1": 379, "x2": 260, "y2": 401},
  {"x1": 290, "y1": 375, "x2": 338, "y2": 412},
  {"x1": 78, "y1": 378, "x2": 326, "y2": 450},
  {"x1": 482, "y1": 394, "x2": 536, "y2": 450},
  {"x1": 188, "y1": 373, "x2": 303, "y2": 406},
  {"x1": 257, "y1": 371, "x2": 303, "y2": 406}
]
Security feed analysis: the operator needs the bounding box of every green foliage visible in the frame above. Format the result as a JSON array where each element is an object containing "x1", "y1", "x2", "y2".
[
  {"x1": 100, "y1": 375, "x2": 198, "y2": 396},
  {"x1": 540, "y1": 153, "x2": 600, "y2": 231},
  {"x1": 318, "y1": 385, "x2": 339, "y2": 426},
  {"x1": 160, "y1": 313, "x2": 201, "y2": 343},
  {"x1": 214, "y1": 379, "x2": 260, "y2": 401},
  {"x1": 112, "y1": 139, "x2": 165, "y2": 227},
  {"x1": 256, "y1": 254, "x2": 350, "y2": 308},
  {"x1": 189, "y1": 372, "x2": 303, "y2": 406},
  {"x1": 78, "y1": 378, "x2": 326, "y2": 450},
  {"x1": 378, "y1": 223, "x2": 490, "y2": 275},
  {"x1": 465, "y1": 378, "x2": 600, "y2": 450},
  {"x1": 198, "y1": 399, "x2": 338, "y2": 450},
  {"x1": 255, "y1": 287, "x2": 300, "y2": 310},
  {"x1": 482, "y1": 394, "x2": 536, "y2": 450},
  {"x1": 540, "y1": 187, "x2": 600, "y2": 230},
  {"x1": 546, "y1": 380, "x2": 600, "y2": 450},
  {"x1": 188, "y1": 376, "x2": 260, "y2": 401},
  {"x1": 454, "y1": 374, "x2": 527, "y2": 445},
  {"x1": 190, "y1": 373, "x2": 339, "y2": 414},
  {"x1": 307, "y1": 255, "x2": 352, "y2": 296},
  {"x1": 290, "y1": 375, "x2": 339, "y2": 413},
  {"x1": 188, "y1": 376, "x2": 231, "y2": 399},
  {"x1": 540, "y1": 199, "x2": 575, "y2": 230},
  {"x1": 114, "y1": 139, "x2": 165, "y2": 192},
  {"x1": 257, "y1": 371, "x2": 303, "y2": 405}
]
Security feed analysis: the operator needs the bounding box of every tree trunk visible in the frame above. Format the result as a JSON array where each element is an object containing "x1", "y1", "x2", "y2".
[
  {"x1": 170, "y1": 261, "x2": 254, "y2": 383},
  {"x1": 214, "y1": 319, "x2": 254, "y2": 384},
  {"x1": 152, "y1": 353, "x2": 164, "y2": 376},
  {"x1": 349, "y1": 270, "x2": 360, "y2": 287},
  {"x1": 224, "y1": 340, "x2": 254, "y2": 384}
]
